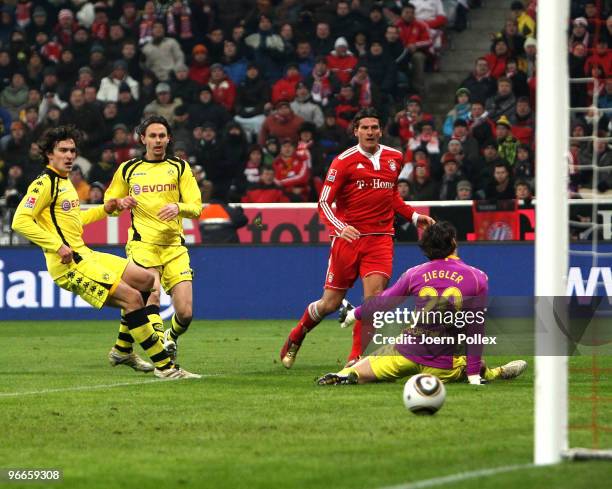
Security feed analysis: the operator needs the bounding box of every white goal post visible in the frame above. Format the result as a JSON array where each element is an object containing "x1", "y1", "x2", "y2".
[{"x1": 534, "y1": 0, "x2": 569, "y2": 465}]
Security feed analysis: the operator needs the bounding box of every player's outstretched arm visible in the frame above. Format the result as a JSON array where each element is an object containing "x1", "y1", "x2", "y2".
[{"x1": 81, "y1": 197, "x2": 137, "y2": 225}]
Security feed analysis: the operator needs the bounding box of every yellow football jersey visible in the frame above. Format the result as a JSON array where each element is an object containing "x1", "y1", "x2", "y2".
[
  {"x1": 105, "y1": 156, "x2": 202, "y2": 246},
  {"x1": 12, "y1": 166, "x2": 108, "y2": 279}
]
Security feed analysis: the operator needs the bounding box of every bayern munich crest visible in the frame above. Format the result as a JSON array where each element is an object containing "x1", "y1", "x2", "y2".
[{"x1": 389, "y1": 160, "x2": 397, "y2": 171}]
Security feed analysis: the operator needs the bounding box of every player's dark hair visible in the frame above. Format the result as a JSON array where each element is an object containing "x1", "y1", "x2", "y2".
[
  {"x1": 419, "y1": 221, "x2": 457, "y2": 260},
  {"x1": 137, "y1": 115, "x2": 173, "y2": 155},
  {"x1": 38, "y1": 125, "x2": 82, "y2": 164},
  {"x1": 352, "y1": 107, "x2": 380, "y2": 131}
]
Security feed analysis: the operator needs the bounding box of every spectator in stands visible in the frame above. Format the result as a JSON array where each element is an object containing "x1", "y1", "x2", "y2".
[
  {"x1": 189, "y1": 44, "x2": 211, "y2": 85},
  {"x1": 394, "y1": 177, "x2": 419, "y2": 241},
  {"x1": 0, "y1": 72, "x2": 27, "y2": 119},
  {"x1": 484, "y1": 162, "x2": 515, "y2": 200},
  {"x1": 460, "y1": 58, "x2": 497, "y2": 104},
  {"x1": 484, "y1": 38, "x2": 510, "y2": 79},
  {"x1": 144, "y1": 82, "x2": 182, "y2": 125},
  {"x1": 235, "y1": 63, "x2": 270, "y2": 143},
  {"x1": 142, "y1": 21, "x2": 186, "y2": 82},
  {"x1": 205, "y1": 26, "x2": 225, "y2": 63},
  {"x1": 306, "y1": 56, "x2": 340, "y2": 107},
  {"x1": 69, "y1": 165, "x2": 91, "y2": 203},
  {"x1": 509, "y1": 96, "x2": 534, "y2": 146},
  {"x1": 498, "y1": 19, "x2": 525, "y2": 58},
  {"x1": 443, "y1": 87, "x2": 471, "y2": 138},
  {"x1": 263, "y1": 136, "x2": 280, "y2": 166},
  {"x1": 295, "y1": 40, "x2": 315, "y2": 79},
  {"x1": 242, "y1": 165, "x2": 289, "y2": 203},
  {"x1": 244, "y1": 145, "x2": 264, "y2": 185},
  {"x1": 120, "y1": 2, "x2": 140, "y2": 36},
  {"x1": 366, "y1": 5, "x2": 388, "y2": 41},
  {"x1": 189, "y1": 86, "x2": 229, "y2": 131},
  {"x1": 312, "y1": 21, "x2": 335, "y2": 56},
  {"x1": 569, "y1": 42, "x2": 589, "y2": 108},
  {"x1": 486, "y1": 76, "x2": 516, "y2": 120},
  {"x1": 472, "y1": 141, "x2": 504, "y2": 190},
  {"x1": 297, "y1": 122, "x2": 324, "y2": 183},
  {"x1": 33, "y1": 104, "x2": 61, "y2": 140},
  {"x1": 514, "y1": 180, "x2": 533, "y2": 202},
  {"x1": 88, "y1": 144, "x2": 116, "y2": 187},
  {"x1": 332, "y1": 0, "x2": 366, "y2": 40},
  {"x1": 523, "y1": 37, "x2": 537, "y2": 78},
  {"x1": 291, "y1": 82, "x2": 325, "y2": 128},
  {"x1": 409, "y1": 161, "x2": 439, "y2": 200},
  {"x1": 88, "y1": 43, "x2": 112, "y2": 84},
  {"x1": 393, "y1": 3, "x2": 431, "y2": 95},
  {"x1": 209, "y1": 63, "x2": 237, "y2": 112},
  {"x1": 510, "y1": 1, "x2": 535, "y2": 38},
  {"x1": 222, "y1": 39, "x2": 248, "y2": 85},
  {"x1": 495, "y1": 116, "x2": 519, "y2": 166},
  {"x1": 449, "y1": 119, "x2": 480, "y2": 166},
  {"x1": 54, "y1": 8, "x2": 78, "y2": 47},
  {"x1": 598, "y1": 78, "x2": 612, "y2": 110},
  {"x1": 408, "y1": 120, "x2": 440, "y2": 156},
  {"x1": 438, "y1": 153, "x2": 464, "y2": 200},
  {"x1": 384, "y1": 25, "x2": 412, "y2": 89},
  {"x1": 97, "y1": 60, "x2": 139, "y2": 103},
  {"x1": 259, "y1": 100, "x2": 304, "y2": 146},
  {"x1": 411, "y1": 0, "x2": 447, "y2": 53},
  {"x1": 586, "y1": 62, "x2": 606, "y2": 105},
  {"x1": 456, "y1": 179, "x2": 473, "y2": 200},
  {"x1": 580, "y1": 131, "x2": 612, "y2": 190},
  {"x1": 363, "y1": 40, "x2": 398, "y2": 99},
  {"x1": 87, "y1": 181, "x2": 105, "y2": 205},
  {"x1": 327, "y1": 36, "x2": 358, "y2": 85},
  {"x1": 56, "y1": 49, "x2": 78, "y2": 90},
  {"x1": 71, "y1": 27, "x2": 92, "y2": 67},
  {"x1": 115, "y1": 82, "x2": 142, "y2": 129},
  {"x1": 333, "y1": 84, "x2": 360, "y2": 131},
  {"x1": 585, "y1": 39, "x2": 612, "y2": 78},
  {"x1": 391, "y1": 94, "x2": 432, "y2": 145},
  {"x1": 59, "y1": 88, "x2": 105, "y2": 159},
  {"x1": 272, "y1": 63, "x2": 302, "y2": 104},
  {"x1": 603, "y1": 15, "x2": 612, "y2": 48},
  {"x1": 110, "y1": 124, "x2": 138, "y2": 163},
  {"x1": 244, "y1": 14, "x2": 286, "y2": 82},
  {"x1": 514, "y1": 144, "x2": 534, "y2": 187},
  {"x1": 569, "y1": 17, "x2": 591, "y2": 51},
  {"x1": 319, "y1": 107, "x2": 348, "y2": 162},
  {"x1": 169, "y1": 64, "x2": 200, "y2": 106},
  {"x1": 504, "y1": 58, "x2": 529, "y2": 99},
  {"x1": 273, "y1": 138, "x2": 310, "y2": 202}
]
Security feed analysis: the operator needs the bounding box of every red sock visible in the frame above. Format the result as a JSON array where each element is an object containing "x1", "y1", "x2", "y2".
[
  {"x1": 289, "y1": 302, "x2": 322, "y2": 344},
  {"x1": 348, "y1": 319, "x2": 363, "y2": 360}
]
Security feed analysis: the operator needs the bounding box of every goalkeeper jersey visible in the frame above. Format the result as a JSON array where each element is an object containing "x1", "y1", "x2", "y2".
[
  {"x1": 105, "y1": 156, "x2": 202, "y2": 246},
  {"x1": 12, "y1": 166, "x2": 109, "y2": 279}
]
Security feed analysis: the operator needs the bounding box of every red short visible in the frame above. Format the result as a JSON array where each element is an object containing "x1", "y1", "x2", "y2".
[{"x1": 324, "y1": 234, "x2": 394, "y2": 290}]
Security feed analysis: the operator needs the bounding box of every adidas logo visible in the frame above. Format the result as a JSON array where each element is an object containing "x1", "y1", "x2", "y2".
[{"x1": 357, "y1": 163, "x2": 365, "y2": 169}]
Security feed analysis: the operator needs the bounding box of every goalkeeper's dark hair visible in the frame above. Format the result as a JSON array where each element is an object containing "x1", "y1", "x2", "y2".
[
  {"x1": 38, "y1": 125, "x2": 82, "y2": 164},
  {"x1": 419, "y1": 221, "x2": 457, "y2": 260},
  {"x1": 352, "y1": 107, "x2": 381, "y2": 131}
]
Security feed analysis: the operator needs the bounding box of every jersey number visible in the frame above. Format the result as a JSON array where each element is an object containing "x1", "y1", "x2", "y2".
[{"x1": 418, "y1": 286, "x2": 463, "y2": 311}]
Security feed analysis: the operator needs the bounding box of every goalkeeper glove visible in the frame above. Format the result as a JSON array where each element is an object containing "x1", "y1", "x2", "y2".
[{"x1": 468, "y1": 374, "x2": 488, "y2": 385}]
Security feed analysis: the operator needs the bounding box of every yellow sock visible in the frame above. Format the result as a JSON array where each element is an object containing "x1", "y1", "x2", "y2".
[
  {"x1": 114, "y1": 315, "x2": 134, "y2": 353},
  {"x1": 169, "y1": 313, "x2": 189, "y2": 341}
]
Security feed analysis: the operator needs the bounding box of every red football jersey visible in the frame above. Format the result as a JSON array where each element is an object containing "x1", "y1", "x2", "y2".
[{"x1": 318, "y1": 144, "x2": 416, "y2": 235}]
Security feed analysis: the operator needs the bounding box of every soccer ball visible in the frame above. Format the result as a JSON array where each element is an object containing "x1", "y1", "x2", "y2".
[{"x1": 402, "y1": 374, "x2": 446, "y2": 415}]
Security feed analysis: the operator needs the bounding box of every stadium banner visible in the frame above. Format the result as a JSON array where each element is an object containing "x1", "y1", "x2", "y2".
[
  {"x1": 1, "y1": 242, "x2": 610, "y2": 321},
  {"x1": 74, "y1": 201, "x2": 612, "y2": 245}
]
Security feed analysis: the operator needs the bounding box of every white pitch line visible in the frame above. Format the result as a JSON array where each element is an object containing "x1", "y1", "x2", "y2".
[
  {"x1": 0, "y1": 374, "x2": 222, "y2": 398},
  {"x1": 377, "y1": 464, "x2": 536, "y2": 489}
]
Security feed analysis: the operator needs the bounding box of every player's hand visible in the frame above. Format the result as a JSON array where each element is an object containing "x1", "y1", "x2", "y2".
[
  {"x1": 158, "y1": 203, "x2": 180, "y2": 221},
  {"x1": 119, "y1": 196, "x2": 138, "y2": 210},
  {"x1": 339, "y1": 225, "x2": 360, "y2": 243},
  {"x1": 416, "y1": 215, "x2": 435, "y2": 229},
  {"x1": 468, "y1": 375, "x2": 488, "y2": 385},
  {"x1": 340, "y1": 308, "x2": 356, "y2": 329},
  {"x1": 57, "y1": 244, "x2": 74, "y2": 264}
]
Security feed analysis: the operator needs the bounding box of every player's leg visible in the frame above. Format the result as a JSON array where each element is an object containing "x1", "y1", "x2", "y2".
[
  {"x1": 318, "y1": 345, "x2": 419, "y2": 385},
  {"x1": 280, "y1": 288, "x2": 346, "y2": 368},
  {"x1": 280, "y1": 237, "x2": 358, "y2": 368},
  {"x1": 480, "y1": 359, "x2": 528, "y2": 381},
  {"x1": 160, "y1": 248, "x2": 193, "y2": 360},
  {"x1": 349, "y1": 235, "x2": 393, "y2": 364}
]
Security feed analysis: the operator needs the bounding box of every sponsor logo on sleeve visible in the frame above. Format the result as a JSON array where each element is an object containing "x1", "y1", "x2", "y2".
[
  {"x1": 24, "y1": 196, "x2": 37, "y2": 208},
  {"x1": 327, "y1": 169, "x2": 337, "y2": 182}
]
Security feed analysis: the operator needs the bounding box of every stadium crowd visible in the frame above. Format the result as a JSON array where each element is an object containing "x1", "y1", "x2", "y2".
[{"x1": 0, "y1": 0, "x2": 610, "y2": 213}]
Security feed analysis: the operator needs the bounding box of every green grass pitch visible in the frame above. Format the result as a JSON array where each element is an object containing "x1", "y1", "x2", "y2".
[{"x1": 1, "y1": 320, "x2": 610, "y2": 489}]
